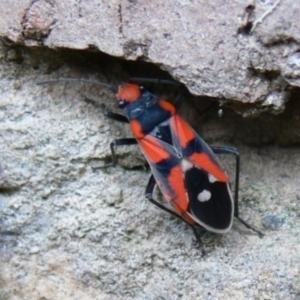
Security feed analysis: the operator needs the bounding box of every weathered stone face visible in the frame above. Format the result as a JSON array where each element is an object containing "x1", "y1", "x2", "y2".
[
  {"x1": 0, "y1": 0, "x2": 299, "y2": 113},
  {"x1": 1, "y1": 3, "x2": 300, "y2": 299}
]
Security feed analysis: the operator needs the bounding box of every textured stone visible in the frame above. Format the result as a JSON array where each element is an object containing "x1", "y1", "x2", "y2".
[
  {"x1": 0, "y1": 41, "x2": 300, "y2": 300},
  {"x1": 1, "y1": 1, "x2": 300, "y2": 298},
  {"x1": 0, "y1": 0, "x2": 299, "y2": 113}
]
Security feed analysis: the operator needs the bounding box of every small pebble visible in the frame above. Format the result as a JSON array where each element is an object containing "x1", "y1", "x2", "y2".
[
  {"x1": 262, "y1": 214, "x2": 284, "y2": 230},
  {"x1": 29, "y1": 246, "x2": 40, "y2": 254}
]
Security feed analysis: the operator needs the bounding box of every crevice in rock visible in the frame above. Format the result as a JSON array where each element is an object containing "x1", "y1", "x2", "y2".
[
  {"x1": 2, "y1": 41, "x2": 300, "y2": 146},
  {"x1": 118, "y1": 2, "x2": 124, "y2": 38}
]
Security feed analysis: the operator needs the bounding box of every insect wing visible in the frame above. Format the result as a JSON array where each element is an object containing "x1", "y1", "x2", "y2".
[
  {"x1": 171, "y1": 115, "x2": 234, "y2": 232},
  {"x1": 139, "y1": 115, "x2": 234, "y2": 233},
  {"x1": 138, "y1": 133, "x2": 190, "y2": 214}
]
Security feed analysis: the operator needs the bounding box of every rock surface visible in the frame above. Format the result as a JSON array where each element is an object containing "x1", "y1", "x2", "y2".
[
  {"x1": 0, "y1": 0, "x2": 300, "y2": 113},
  {"x1": 1, "y1": 1, "x2": 300, "y2": 299},
  {"x1": 0, "y1": 41, "x2": 300, "y2": 300}
]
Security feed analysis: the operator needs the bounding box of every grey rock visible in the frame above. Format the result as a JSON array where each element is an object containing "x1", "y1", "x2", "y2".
[{"x1": 0, "y1": 1, "x2": 299, "y2": 113}]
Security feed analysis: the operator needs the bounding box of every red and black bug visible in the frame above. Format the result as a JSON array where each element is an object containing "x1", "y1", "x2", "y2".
[
  {"x1": 38, "y1": 78, "x2": 263, "y2": 249},
  {"x1": 102, "y1": 81, "x2": 263, "y2": 244}
]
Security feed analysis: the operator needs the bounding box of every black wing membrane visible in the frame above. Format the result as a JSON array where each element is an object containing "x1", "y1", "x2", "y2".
[
  {"x1": 185, "y1": 167, "x2": 233, "y2": 232},
  {"x1": 144, "y1": 115, "x2": 234, "y2": 232}
]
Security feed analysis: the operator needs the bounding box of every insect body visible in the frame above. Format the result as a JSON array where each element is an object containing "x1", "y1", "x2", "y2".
[
  {"x1": 105, "y1": 82, "x2": 263, "y2": 240},
  {"x1": 38, "y1": 78, "x2": 263, "y2": 245}
]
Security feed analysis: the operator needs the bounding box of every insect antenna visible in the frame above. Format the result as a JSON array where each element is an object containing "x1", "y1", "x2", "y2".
[
  {"x1": 37, "y1": 77, "x2": 114, "y2": 91},
  {"x1": 129, "y1": 77, "x2": 183, "y2": 86}
]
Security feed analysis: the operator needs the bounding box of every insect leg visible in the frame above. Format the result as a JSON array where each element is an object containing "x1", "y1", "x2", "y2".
[
  {"x1": 210, "y1": 146, "x2": 264, "y2": 237},
  {"x1": 145, "y1": 175, "x2": 186, "y2": 220},
  {"x1": 103, "y1": 110, "x2": 129, "y2": 123},
  {"x1": 98, "y1": 111, "x2": 134, "y2": 167},
  {"x1": 234, "y1": 216, "x2": 264, "y2": 238},
  {"x1": 96, "y1": 138, "x2": 137, "y2": 168},
  {"x1": 145, "y1": 175, "x2": 205, "y2": 254}
]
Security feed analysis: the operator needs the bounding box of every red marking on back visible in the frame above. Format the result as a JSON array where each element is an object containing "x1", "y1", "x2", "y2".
[
  {"x1": 166, "y1": 193, "x2": 195, "y2": 225},
  {"x1": 130, "y1": 119, "x2": 144, "y2": 139},
  {"x1": 170, "y1": 114, "x2": 228, "y2": 181},
  {"x1": 189, "y1": 152, "x2": 228, "y2": 182},
  {"x1": 156, "y1": 177, "x2": 195, "y2": 224},
  {"x1": 139, "y1": 135, "x2": 170, "y2": 163},
  {"x1": 156, "y1": 165, "x2": 197, "y2": 226},
  {"x1": 117, "y1": 83, "x2": 141, "y2": 103},
  {"x1": 171, "y1": 115, "x2": 195, "y2": 147},
  {"x1": 180, "y1": 212, "x2": 196, "y2": 225},
  {"x1": 159, "y1": 100, "x2": 176, "y2": 115},
  {"x1": 167, "y1": 165, "x2": 189, "y2": 212}
]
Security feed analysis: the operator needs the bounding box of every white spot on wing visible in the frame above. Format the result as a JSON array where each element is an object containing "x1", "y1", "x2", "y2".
[
  {"x1": 197, "y1": 190, "x2": 211, "y2": 202},
  {"x1": 208, "y1": 174, "x2": 217, "y2": 183},
  {"x1": 181, "y1": 159, "x2": 193, "y2": 172}
]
